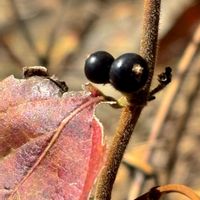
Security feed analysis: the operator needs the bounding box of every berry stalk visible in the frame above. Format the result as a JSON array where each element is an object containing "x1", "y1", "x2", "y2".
[{"x1": 95, "y1": 1, "x2": 161, "y2": 199}]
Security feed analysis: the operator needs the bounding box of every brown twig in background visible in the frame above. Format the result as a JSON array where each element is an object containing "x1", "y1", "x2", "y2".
[
  {"x1": 128, "y1": 24, "x2": 200, "y2": 199},
  {"x1": 135, "y1": 184, "x2": 200, "y2": 200},
  {"x1": 57, "y1": 0, "x2": 109, "y2": 75},
  {"x1": 0, "y1": 37, "x2": 25, "y2": 67},
  {"x1": 144, "y1": 24, "x2": 200, "y2": 162},
  {"x1": 9, "y1": 0, "x2": 42, "y2": 64},
  {"x1": 57, "y1": 13, "x2": 99, "y2": 71},
  {"x1": 156, "y1": 184, "x2": 200, "y2": 200},
  {"x1": 95, "y1": 0, "x2": 161, "y2": 199},
  {"x1": 43, "y1": 0, "x2": 70, "y2": 67},
  {"x1": 167, "y1": 59, "x2": 200, "y2": 182}
]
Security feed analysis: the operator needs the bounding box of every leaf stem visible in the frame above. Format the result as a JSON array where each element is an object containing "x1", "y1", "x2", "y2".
[{"x1": 95, "y1": 0, "x2": 161, "y2": 199}]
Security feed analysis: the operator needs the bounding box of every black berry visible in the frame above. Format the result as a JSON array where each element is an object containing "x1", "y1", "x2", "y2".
[
  {"x1": 109, "y1": 53, "x2": 149, "y2": 93},
  {"x1": 84, "y1": 51, "x2": 114, "y2": 84}
]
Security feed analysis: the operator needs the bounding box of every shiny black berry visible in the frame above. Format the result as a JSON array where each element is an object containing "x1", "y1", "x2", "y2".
[
  {"x1": 109, "y1": 53, "x2": 149, "y2": 93},
  {"x1": 84, "y1": 51, "x2": 114, "y2": 84}
]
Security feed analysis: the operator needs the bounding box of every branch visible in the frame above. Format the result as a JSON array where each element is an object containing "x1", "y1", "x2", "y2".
[
  {"x1": 95, "y1": 1, "x2": 161, "y2": 199},
  {"x1": 140, "y1": 0, "x2": 161, "y2": 91}
]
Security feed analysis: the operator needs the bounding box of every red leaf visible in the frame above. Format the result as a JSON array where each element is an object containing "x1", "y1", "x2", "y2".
[{"x1": 0, "y1": 75, "x2": 105, "y2": 200}]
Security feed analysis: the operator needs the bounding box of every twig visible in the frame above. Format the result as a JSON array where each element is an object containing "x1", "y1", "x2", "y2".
[
  {"x1": 167, "y1": 61, "x2": 200, "y2": 182},
  {"x1": 43, "y1": 0, "x2": 70, "y2": 67},
  {"x1": 135, "y1": 184, "x2": 200, "y2": 200},
  {"x1": 95, "y1": 1, "x2": 161, "y2": 199},
  {"x1": 0, "y1": 37, "x2": 25, "y2": 67},
  {"x1": 57, "y1": 12, "x2": 100, "y2": 72},
  {"x1": 140, "y1": 0, "x2": 161, "y2": 92},
  {"x1": 145, "y1": 24, "x2": 200, "y2": 162},
  {"x1": 95, "y1": 106, "x2": 144, "y2": 200},
  {"x1": 9, "y1": 0, "x2": 42, "y2": 64},
  {"x1": 57, "y1": 0, "x2": 108, "y2": 75},
  {"x1": 156, "y1": 184, "x2": 200, "y2": 200},
  {"x1": 128, "y1": 24, "x2": 200, "y2": 199}
]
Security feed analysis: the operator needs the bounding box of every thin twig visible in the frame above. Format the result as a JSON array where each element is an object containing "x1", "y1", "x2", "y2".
[
  {"x1": 57, "y1": 12, "x2": 100, "y2": 72},
  {"x1": 95, "y1": 1, "x2": 161, "y2": 199},
  {"x1": 167, "y1": 61, "x2": 200, "y2": 182},
  {"x1": 145, "y1": 24, "x2": 200, "y2": 162},
  {"x1": 43, "y1": 0, "x2": 70, "y2": 67},
  {"x1": 0, "y1": 37, "x2": 25, "y2": 67},
  {"x1": 135, "y1": 184, "x2": 200, "y2": 200},
  {"x1": 128, "y1": 24, "x2": 200, "y2": 199},
  {"x1": 57, "y1": 0, "x2": 109, "y2": 75},
  {"x1": 157, "y1": 184, "x2": 200, "y2": 200},
  {"x1": 9, "y1": 0, "x2": 42, "y2": 63}
]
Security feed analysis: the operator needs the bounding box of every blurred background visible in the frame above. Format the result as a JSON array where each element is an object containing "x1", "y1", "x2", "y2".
[{"x1": 0, "y1": 0, "x2": 200, "y2": 199}]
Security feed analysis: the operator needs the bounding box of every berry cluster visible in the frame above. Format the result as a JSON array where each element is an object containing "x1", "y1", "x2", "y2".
[{"x1": 84, "y1": 51, "x2": 149, "y2": 93}]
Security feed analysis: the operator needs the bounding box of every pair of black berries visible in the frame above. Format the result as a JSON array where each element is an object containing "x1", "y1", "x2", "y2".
[{"x1": 84, "y1": 51, "x2": 149, "y2": 93}]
